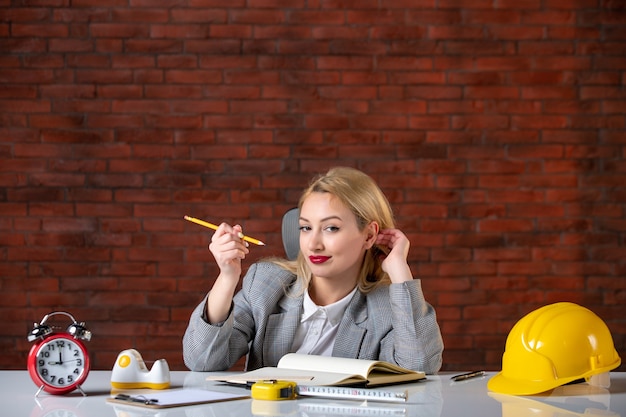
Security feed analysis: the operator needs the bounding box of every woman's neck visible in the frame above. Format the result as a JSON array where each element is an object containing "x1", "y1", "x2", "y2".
[{"x1": 308, "y1": 276, "x2": 357, "y2": 306}]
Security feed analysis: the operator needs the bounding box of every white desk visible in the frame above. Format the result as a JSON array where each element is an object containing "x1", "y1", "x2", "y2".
[{"x1": 4, "y1": 370, "x2": 625, "y2": 417}]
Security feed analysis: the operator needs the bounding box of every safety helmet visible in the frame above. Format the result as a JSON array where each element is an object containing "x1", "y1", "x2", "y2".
[{"x1": 488, "y1": 302, "x2": 621, "y2": 395}]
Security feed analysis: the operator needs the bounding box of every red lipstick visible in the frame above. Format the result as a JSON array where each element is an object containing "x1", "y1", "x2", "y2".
[{"x1": 309, "y1": 255, "x2": 331, "y2": 264}]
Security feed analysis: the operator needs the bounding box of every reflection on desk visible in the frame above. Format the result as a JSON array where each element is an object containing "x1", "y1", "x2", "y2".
[
  {"x1": 490, "y1": 382, "x2": 622, "y2": 417},
  {"x1": 1, "y1": 370, "x2": 623, "y2": 417}
]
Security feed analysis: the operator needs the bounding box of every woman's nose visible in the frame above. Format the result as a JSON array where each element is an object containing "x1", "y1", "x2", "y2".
[{"x1": 303, "y1": 230, "x2": 323, "y2": 251}]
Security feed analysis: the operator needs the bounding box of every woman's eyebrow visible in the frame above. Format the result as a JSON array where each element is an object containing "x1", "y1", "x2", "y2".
[{"x1": 299, "y1": 215, "x2": 342, "y2": 223}]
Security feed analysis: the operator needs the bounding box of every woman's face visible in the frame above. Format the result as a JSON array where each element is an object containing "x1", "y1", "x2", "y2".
[{"x1": 299, "y1": 192, "x2": 376, "y2": 285}]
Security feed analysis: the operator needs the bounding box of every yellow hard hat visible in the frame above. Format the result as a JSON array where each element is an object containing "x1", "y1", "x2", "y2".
[{"x1": 488, "y1": 302, "x2": 621, "y2": 395}]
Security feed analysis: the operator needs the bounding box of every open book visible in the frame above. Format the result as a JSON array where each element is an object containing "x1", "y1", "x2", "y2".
[{"x1": 209, "y1": 353, "x2": 426, "y2": 387}]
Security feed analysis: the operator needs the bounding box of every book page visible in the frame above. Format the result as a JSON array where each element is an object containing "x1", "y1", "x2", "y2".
[{"x1": 277, "y1": 353, "x2": 418, "y2": 378}]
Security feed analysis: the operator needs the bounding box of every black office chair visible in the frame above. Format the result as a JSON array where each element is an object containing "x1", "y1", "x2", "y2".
[{"x1": 281, "y1": 207, "x2": 299, "y2": 260}]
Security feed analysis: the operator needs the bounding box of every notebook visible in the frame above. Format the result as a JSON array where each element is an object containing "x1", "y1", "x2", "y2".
[
  {"x1": 106, "y1": 388, "x2": 248, "y2": 409},
  {"x1": 210, "y1": 353, "x2": 426, "y2": 387}
]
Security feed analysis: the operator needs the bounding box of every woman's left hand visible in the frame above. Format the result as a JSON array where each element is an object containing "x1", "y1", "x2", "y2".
[{"x1": 376, "y1": 228, "x2": 413, "y2": 283}]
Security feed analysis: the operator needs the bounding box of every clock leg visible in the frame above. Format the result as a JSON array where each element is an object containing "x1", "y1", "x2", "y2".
[
  {"x1": 76, "y1": 384, "x2": 87, "y2": 397},
  {"x1": 35, "y1": 385, "x2": 45, "y2": 397}
]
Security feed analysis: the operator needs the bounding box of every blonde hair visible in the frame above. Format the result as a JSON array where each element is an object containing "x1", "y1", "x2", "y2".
[{"x1": 272, "y1": 167, "x2": 395, "y2": 294}]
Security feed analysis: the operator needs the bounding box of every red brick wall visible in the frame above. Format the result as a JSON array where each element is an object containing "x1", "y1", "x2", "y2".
[{"x1": 1, "y1": 1, "x2": 624, "y2": 373}]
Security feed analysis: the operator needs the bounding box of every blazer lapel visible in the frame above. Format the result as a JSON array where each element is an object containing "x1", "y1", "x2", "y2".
[
  {"x1": 333, "y1": 291, "x2": 368, "y2": 358},
  {"x1": 263, "y1": 294, "x2": 302, "y2": 365}
]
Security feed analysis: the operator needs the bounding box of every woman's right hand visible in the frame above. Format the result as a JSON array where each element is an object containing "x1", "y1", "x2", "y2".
[
  {"x1": 208, "y1": 222, "x2": 249, "y2": 282},
  {"x1": 205, "y1": 223, "x2": 250, "y2": 324}
]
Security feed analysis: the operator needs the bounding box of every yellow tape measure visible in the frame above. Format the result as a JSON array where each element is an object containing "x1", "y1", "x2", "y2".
[
  {"x1": 251, "y1": 380, "x2": 297, "y2": 400},
  {"x1": 251, "y1": 380, "x2": 408, "y2": 403}
]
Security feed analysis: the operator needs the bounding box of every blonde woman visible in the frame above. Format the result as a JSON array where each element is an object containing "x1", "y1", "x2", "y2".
[{"x1": 183, "y1": 167, "x2": 444, "y2": 374}]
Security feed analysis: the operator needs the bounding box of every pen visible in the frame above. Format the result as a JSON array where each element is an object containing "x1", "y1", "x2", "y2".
[
  {"x1": 184, "y1": 215, "x2": 265, "y2": 246},
  {"x1": 451, "y1": 371, "x2": 485, "y2": 382},
  {"x1": 114, "y1": 394, "x2": 159, "y2": 405}
]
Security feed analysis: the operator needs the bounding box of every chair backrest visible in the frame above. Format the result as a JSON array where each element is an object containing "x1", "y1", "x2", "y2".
[{"x1": 281, "y1": 207, "x2": 300, "y2": 260}]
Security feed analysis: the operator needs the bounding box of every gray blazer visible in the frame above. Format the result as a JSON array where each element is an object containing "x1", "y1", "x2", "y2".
[{"x1": 183, "y1": 262, "x2": 444, "y2": 374}]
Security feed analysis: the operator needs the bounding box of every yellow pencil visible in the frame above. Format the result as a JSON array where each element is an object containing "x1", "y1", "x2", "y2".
[{"x1": 184, "y1": 215, "x2": 265, "y2": 246}]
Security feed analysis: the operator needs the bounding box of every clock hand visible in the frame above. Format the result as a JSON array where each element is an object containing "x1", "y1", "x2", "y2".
[{"x1": 44, "y1": 352, "x2": 63, "y2": 366}]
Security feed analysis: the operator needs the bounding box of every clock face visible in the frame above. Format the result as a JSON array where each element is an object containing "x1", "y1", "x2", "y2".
[{"x1": 28, "y1": 334, "x2": 90, "y2": 394}]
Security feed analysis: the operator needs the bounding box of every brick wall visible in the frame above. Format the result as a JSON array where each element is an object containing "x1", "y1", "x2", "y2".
[{"x1": 1, "y1": 1, "x2": 624, "y2": 373}]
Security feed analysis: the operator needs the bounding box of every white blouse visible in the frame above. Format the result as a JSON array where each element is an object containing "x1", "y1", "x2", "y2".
[{"x1": 290, "y1": 287, "x2": 358, "y2": 356}]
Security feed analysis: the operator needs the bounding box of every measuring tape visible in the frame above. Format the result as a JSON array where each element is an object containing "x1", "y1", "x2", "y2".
[{"x1": 251, "y1": 380, "x2": 408, "y2": 403}]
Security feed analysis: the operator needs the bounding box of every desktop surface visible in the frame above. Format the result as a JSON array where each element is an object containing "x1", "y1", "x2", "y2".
[{"x1": 4, "y1": 370, "x2": 625, "y2": 417}]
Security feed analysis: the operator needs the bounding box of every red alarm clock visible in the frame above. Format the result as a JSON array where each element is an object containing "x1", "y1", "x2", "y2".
[{"x1": 27, "y1": 311, "x2": 92, "y2": 396}]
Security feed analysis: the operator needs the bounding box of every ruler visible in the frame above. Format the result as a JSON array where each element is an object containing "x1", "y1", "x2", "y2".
[{"x1": 296, "y1": 385, "x2": 408, "y2": 403}]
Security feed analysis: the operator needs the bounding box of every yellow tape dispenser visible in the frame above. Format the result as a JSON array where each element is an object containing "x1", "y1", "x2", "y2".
[{"x1": 110, "y1": 348, "x2": 170, "y2": 390}]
